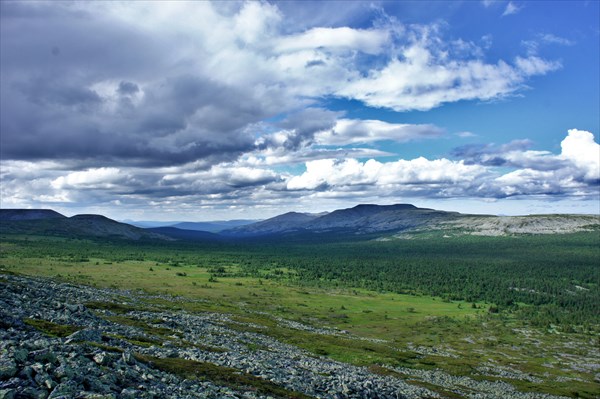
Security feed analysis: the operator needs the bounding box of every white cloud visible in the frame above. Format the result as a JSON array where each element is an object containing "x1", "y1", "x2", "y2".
[
  {"x1": 276, "y1": 27, "x2": 389, "y2": 55},
  {"x1": 502, "y1": 2, "x2": 521, "y2": 17},
  {"x1": 2, "y1": 1, "x2": 590, "y2": 218},
  {"x1": 1, "y1": 0, "x2": 565, "y2": 172},
  {"x1": 522, "y1": 33, "x2": 574, "y2": 56},
  {"x1": 314, "y1": 119, "x2": 444, "y2": 145},
  {"x1": 514, "y1": 56, "x2": 561, "y2": 75},
  {"x1": 539, "y1": 33, "x2": 574, "y2": 46},
  {"x1": 561, "y1": 129, "x2": 600, "y2": 181},
  {"x1": 336, "y1": 44, "x2": 560, "y2": 111},
  {"x1": 2, "y1": 130, "x2": 598, "y2": 218},
  {"x1": 287, "y1": 157, "x2": 486, "y2": 191},
  {"x1": 51, "y1": 168, "x2": 123, "y2": 189},
  {"x1": 234, "y1": 1, "x2": 282, "y2": 45}
]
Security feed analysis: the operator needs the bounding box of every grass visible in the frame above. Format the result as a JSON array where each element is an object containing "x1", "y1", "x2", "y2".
[
  {"x1": 2, "y1": 233, "x2": 598, "y2": 398},
  {"x1": 24, "y1": 318, "x2": 81, "y2": 338}
]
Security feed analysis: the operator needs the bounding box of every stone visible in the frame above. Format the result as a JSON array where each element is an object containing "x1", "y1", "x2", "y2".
[
  {"x1": 65, "y1": 329, "x2": 102, "y2": 344},
  {"x1": 119, "y1": 388, "x2": 139, "y2": 399},
  {"x1": 30, "y1": 348, "x2": 57, "y2": 364},
  {"x1": 121, "y1": 351, "x2": 134, "y2": 365},
  {"x1": 0, "y1": 360, "x2": 17, "y2": 379},
  {"x1": 93, "y1": 352, "x2": 109, "y2": 366},
  {"x1": 13, "y1": 349, "x2": 28, "y2": 364},
  {"x1": 48, "y1": 381, "x2": 79, "y2": 399},
  {"x1": 20, "y1": 387, "x2": 48, "y2": 399},
  {"x1": 52, "y1": 365, "x2": 74, "y2": 381},
  {"x1": 0, "y1": 389, "x2": 16, "y2": 399}
]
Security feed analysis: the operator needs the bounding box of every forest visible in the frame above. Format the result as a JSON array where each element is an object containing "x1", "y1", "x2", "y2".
[{"x1": 1, "y1": 231, "x2": 598, "y2": 330}]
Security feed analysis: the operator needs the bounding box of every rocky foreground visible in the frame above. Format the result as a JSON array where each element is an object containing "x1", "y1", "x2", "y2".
[{"x1": 0, "y1": 274, "x2": 570, "y2": 399}]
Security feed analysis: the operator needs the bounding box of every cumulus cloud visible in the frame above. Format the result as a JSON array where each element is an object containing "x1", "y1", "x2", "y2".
[
  {"x1": 275, "y1": 27, "x2": 389, "y2": 55},
  {"x1": 2, "y1": 130, "x2": 598, "y2": 217},
  {"x1": 258, "y1": 108, "x2": 342, "y2": 151},
  {"x1": 1, "y1": 1, "x2": 563, "y2": 167},
  {"x1": 314, "y1": 119, "x2": 444, "y2": 145},
  {"x1": 560, "y1": 129, "x2": 600, "y2": 182},
  {"x1": 336, "y1": 53, "x2": 560, "y2": 111},
  {"x1": 286, "y1": 158, "x2": 486, "y2": 191},
  {"x1": 1, "y1": 1, "x2": 590, "y2": 218},
  {"x1": 51, "y1": 168, "x2": 124, "y2": 190},
  {"x1": 453, "y1": 130, "x2": 600, "y2": 184}
]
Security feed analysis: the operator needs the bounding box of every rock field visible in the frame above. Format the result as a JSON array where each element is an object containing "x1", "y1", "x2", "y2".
[{"x1": 1, "y1": 274, "x2": 571, "y2": 399}]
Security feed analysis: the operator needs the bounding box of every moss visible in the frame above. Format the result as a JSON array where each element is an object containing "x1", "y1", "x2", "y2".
[
  {"x1": 24, "y1": 318, "x2": 81, "y2": 338},
  {"x1": 134, "y1": 354, "x2": 314, "y2": 399}
]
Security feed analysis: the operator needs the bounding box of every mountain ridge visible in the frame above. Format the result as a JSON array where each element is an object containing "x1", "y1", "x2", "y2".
[
  {"x1": 221, "y1": 204, "x2": 465, "y2": 237},
  {"x1": 2, "y1": 206, "x2": 598, "y2": 241},
  {"x1": 0, "y1": 210, "x2": 167, "y2": 241}
]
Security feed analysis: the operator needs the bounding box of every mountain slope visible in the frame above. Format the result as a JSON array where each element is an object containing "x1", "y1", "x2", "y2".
[
  {"x1": 428, "y1": 214, "x2": 600, "y2": 236},
  {"x1": 146, "y1": 226, "x2": 221, "y2": 241},
  {"x1": 170, "y1": 220, "x2": 258, "y2": 233},
  {"x1": 0, "y1": 209, "x2": 66, "y2": 221},
  {"x1": 223, "y1": 212, "x2": 322, "y2": 237},
  {"x1": 222, "y1": 204, "x2": 460, "y2": 237},
  {"x1": 1, "y1": 211, "x2": 168, "y2": 241},
  {"x1": 306, "y1": 204, "x2": 460, "y2": 233},
  {"x1": 221, "y1": 204, "x2": 600, "y2": 238}
]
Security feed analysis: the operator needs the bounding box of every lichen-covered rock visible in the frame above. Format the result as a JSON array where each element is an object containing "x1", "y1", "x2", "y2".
[
  {"x1": 0, "y1": 389, "x2": 16, "y2": 399},
  {"x1": 0, "y1": 360, "x2": 17, "y2": 379},
  {"x1": 65, "y1": 329, "x2": 102, "y2": 344}
]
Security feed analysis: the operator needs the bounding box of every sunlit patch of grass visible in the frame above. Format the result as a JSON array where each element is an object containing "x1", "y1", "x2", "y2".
[{"x1": 24, "y1": 318, "x2": 81, "y2": 338}]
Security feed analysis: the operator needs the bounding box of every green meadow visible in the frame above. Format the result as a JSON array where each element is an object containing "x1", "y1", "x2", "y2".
[{"x1": 1, "y1": 233, "x2": 599, "y2": 398}]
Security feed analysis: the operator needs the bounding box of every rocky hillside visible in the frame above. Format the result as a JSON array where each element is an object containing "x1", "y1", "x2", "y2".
[
  {"x1": 223, "y1": 204, "x2": 599, "y2": 238},
  {"x1": 401, "y1": 214, "x2": 600, "y2": 237},
  {"x1": 0, "y1": 273, "x2": 573, "y2": 399}
]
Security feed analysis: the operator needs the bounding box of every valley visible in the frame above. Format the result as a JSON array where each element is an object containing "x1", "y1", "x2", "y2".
[{"x1": 1, "y1": 205, "x2": 599, "y2": 398}]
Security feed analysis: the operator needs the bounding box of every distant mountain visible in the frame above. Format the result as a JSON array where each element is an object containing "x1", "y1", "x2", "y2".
[
  {"x1": 170, "y1": 220, "x2": 258, "y2": 233},
  {"x1": 221, "y1": 204, "x2": 600, "y2": 238},
  {"x1": 221, "y1": 204, "x2": 459, "y2": 237},
  {"x1": 2, "y1": 206, "x2": 598, "y2": 242},
  {"x1": 146, "y1": 226, "x2": 221, "y2": 241},
  {"x1": 306, "y1": 204, "x2": 458, "y2": 233},
  {"x1": 123, "y1": 219, "x2": 259, "y2": 232},
  {"x1": 1, "y1": 210, "x2": 167, "y2": 241},
  {"x1": 0, "y1": 209, "x2": 66, "y2": 221},
  {"x1": 223, "y1": 212, "x2": 322, "y2": 236},
  {"x1": 123, "y1": 220, "x2": 180, "y2": 228}
]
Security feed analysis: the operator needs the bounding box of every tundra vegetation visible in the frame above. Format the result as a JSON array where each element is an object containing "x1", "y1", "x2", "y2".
[{"x1": 1, "y1": 231, "x2": 599, "y2": 398}]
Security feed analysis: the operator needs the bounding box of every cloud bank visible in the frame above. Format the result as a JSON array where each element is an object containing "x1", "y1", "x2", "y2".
[{"x1": 0, "y1": 1, "x2": 597, "y2": 218}]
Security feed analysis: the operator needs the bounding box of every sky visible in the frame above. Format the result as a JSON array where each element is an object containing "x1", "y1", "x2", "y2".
[{"x1": 1, "y1": 0, "x2": 599, "y2": 221}]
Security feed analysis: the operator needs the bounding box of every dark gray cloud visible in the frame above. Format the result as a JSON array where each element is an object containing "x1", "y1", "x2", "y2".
[
  {"x1": 0, "y1": 2, "x2": 279, "y2": 168},
  {"x1": 279, "y1": 108, "x2": 341, "y2": 150},
  {"x1": 117, "y1": 81, "x2": 139, "y2": 96},
  {"x1": 450, "y1": 139, "x2": 570, "y2": 171}
]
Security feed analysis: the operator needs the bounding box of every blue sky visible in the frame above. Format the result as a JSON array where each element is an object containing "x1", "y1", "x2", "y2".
[{"x1": 1, "y1": 1, "x2": 598, "y2": 220}]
